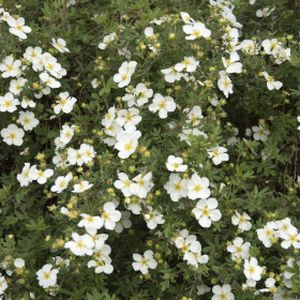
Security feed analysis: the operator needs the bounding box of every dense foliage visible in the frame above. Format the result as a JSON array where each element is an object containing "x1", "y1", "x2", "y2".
[{"x1": 1, "y1": 0, "x2": 300, "y2": 299}]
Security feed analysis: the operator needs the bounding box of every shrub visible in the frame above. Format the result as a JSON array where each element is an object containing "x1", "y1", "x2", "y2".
[{"x1": 1, "y1": 0, "x2": 300, "y2": 299}]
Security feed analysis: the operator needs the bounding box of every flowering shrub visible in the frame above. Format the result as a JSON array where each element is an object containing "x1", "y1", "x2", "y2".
[{"x1": 1, "y1": 0, "x2": 300, "y2": 299}]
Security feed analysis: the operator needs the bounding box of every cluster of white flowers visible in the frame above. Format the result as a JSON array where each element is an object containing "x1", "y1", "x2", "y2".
[
  {"x1": 67, "y1": 143, "x2": 96, "y2": 166},
  {"x1": 262, "y1": 38, "x2": 291, "y2": 65},
  {"x1": 181, "y1": 12, "x2": 211, "y2": 40},
  {"x1": 102, "y1": 106, "x2": 142, "y2": 159},
  {"x1": 164, "y1": 172, "x2": 211, "y2": 202},
  {"x1": 0, "y1": 21, "x2": 71, "y2": 147},
  {"x1": 172, "y1": 229, "x2": 209, "y2": 267},
  {"x1": 2, "y1": 1, "x2": 299, "y2": 297},
  {"x1": 62, "y1": 201, "x2": 134, "y2": 275},
  {"x1": 161, "y1": 56, "x2": 199, "y2": 83},
  {"x1": 17, "y1": 163, "x2": 54, "y2": 187},
  {"x1": 257, "y1": 218, "x2": 300, "y2": 249},
  {"x1": 114, "y1": 172, "x2": 165, "y2": 229}
]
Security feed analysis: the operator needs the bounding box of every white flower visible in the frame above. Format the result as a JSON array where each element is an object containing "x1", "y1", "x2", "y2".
[
  {"x1": 101, "y1": 202, "x2": 122, "y2": 230},
  {"x1": 182, "y1": 240, "x2": 209, "y2": 267},
  {"x1": 113, "y1": 61, "x2": 137, "y2": 88},
  {"x1": 115, "y1": 125, "x2": 141, "y2": 159},
  {"x1": 144, "y1": 26, "x2": 154, "y2": 38},
  {"x1": 114, "y1": 172, "x2": 133, "y2": 197},
  {"x1": 41, "y1": 53, "x2": 64, "y2": 78},
  {"x1": 227, "y1": 237, "x2": 251, "y2": 261},
  {"x1": 0, "y1": 55, "x2": 22, "y2": 78},
  {"x1": 7, "y1": 16, "x2": 31, "y2": 39},
  {"x1": 183, "y1": 22, "x2": 211, "y2": 40},
  {"x1": 180, "y1": 11, "x2": 194, "y2": 24},
  {"x1": 14, "y1": 258, "x2": 25, "y2": 268},
  {"x1": 187, "y1": 173, "x2": 210, "y2": 200},
  {"x1": 67, "y1": 144, "x2": 94, "y2": 166},
  {"x1": 164, "y1": 173, "x2": 188, "y2": 201},
  {"x1": 262, "y1": 72, "x2": 283, "y2": 90},
  {"x1": 115, "y1": 108, "x2": 142, "y2": 128},
  {"x1": 64, "y1": 233, "x2": 94, "y2": 256},
  {"x1": 212, "y1": 284, "x2": 235, "y2": 300},
  {"x1": 93, "y1": 233, "x2": 109, "y2": 250},
  {"x1": 98, "y1": 32, "x2": 116, "y2": 50},
  {"x1": 51, "y1": 38, "x2": 70, "y2": 53},
  {"x1": 207, "y1": 146, "x2": 229, "y2": 165},
  {"x1": 161, "y1": 67, "x2": 183, "y2": 83},
  {"x1": 130, "y1": 172, "x2": 154, "y2": 198},
  {"x1": 273, "y1": 46, "x2": 291, "y2": 64},
  {"x1": 276, "y1": 218, "x2": 297, "y2": 239},
  {"x1": 39, "y1": 72, "x2": 61, "y2": 89},
  {"x1": 36, "y1": 264, "x2": 59, "y2": 289},
  {"x1": 175, "y1": 56, "x2": 199, "y2": 73},
  {"x1": 57, "y1": 124, "x2": 74, "y2": 147},
  {"x1": 243, "y1": 257, "x2": 263, "y2": 282},
  {"x1": 281, "y1": 228, "x2": 300, "y2": 249},
  {"x1": 88, "y1": 245, "x2": 114, "y2": 274},
  {"x1": 23, "y1": 46, "x2": 43, "y2": 66},
  {"x1": 186, "y1": 105, "x2": 203, "y2": 126},
  {"x1": 0, "y1": 274, "x2": 8, "y2": 295},
  {"x1": 1, "y1": 124, "x2": 24, "y2": 146},
  {"x1": 231, "y1": 211, "x2": 252, "y2": 232},
  {"x1": 240, "y1": 39, "x2": 259, "y2": 55},
  {"x1": 173, "y1": 231, "x2": 208, "y2": 266},
  {"x1": 102, "y1": 106, "x2": 116, "y2": 128},
  {"x1": 218, "y1": 71, "x2": 233, "y2": 98},
  {"x1": 257, "y1": 221, "x2": 278, "y2": 248},
  {"x1": 144, "y1": 206, "x2": 165, "y2": 230},
  {"x1": 0, "y1": 92, "x2": 20, "y2": 112},
  {"x1": 192, "y1": 198, "x2": 222, "y2": 228},
  {"x1": 133, "y1": 83, "x2": 153, "y2": 107},
  {"x1": 222, "y1": 52, "x2": 242, "y2": 74},
  {"x1": 149, "y1": 93, "x2": 176, "y2": 119},
  {"x1": 166, "y1": 155, "x2": 187, "y2": 172},
  {"x1": 72, "y1": 180, "x2": 93, "y2": 193},
  {"x1": 54, "y1": 91, "x2": 77, "y2": 114},
  {"x1": 80, "y1": 143, "x2": 96, "y2": 164},
  {"x1": 256, "y1": 7, "x2": 275, "y2": 18},
  {"x1": 17, "y1": 163, "x2": 37, "y2": 187},
  {"x1": 21, "y1": 97, "x2": 36, "y2": 109},
  {"x1": 262, "y1": 39, "x2": 280, "y2": 55},
  {"x1": 78, "y1": 214, "x2": 103, "y2": 234},
  {"x1": 252, "y1": 125, "x2": 270, "y2": 142},
  {"x1": 9, "y1": 77, "x2": 27, "y2": 95},
  {"x1": 222, "y1": 27, "x2": 239, "y2": 48},
  {"x1": 31, "y1": 167, "x2": 54, "y2": 184},
  {"x1": 17, "y1": 111, "x2": 39, "y2": 131},
  {"x1": 132, "y1": 250, "x2": 157, "y2": 274},
  {"x1": 50, "y1": 172, "x2": 73, "y2": 193},
  {"x1": 125, "y1": 197, "x2": 145, "y2": 215}
]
